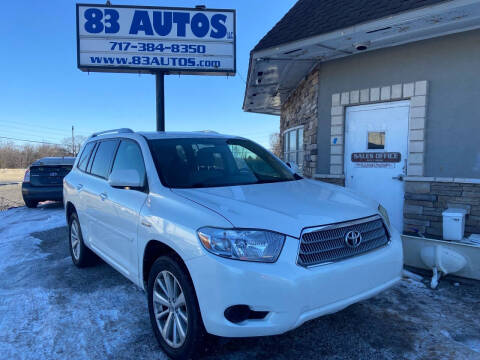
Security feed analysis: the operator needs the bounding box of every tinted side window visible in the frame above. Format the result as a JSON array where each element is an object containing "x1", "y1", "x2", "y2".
[
  {"x1": 90, "y1": 140, "x2": 118, "y2": 179},
  {"x1": 111, "y1": 140, "x2": 146, "y2": 186},
  {"x1": 87, "y1": 143, "x2": 99, "y2": 173},
  {"x1": 77, "y1": 142, "x2": 95, "y2": 172}
]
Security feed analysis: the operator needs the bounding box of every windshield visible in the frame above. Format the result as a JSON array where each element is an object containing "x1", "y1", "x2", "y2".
[{"x1": 148, "y1": 138, "x2": 300, "y2": 188}]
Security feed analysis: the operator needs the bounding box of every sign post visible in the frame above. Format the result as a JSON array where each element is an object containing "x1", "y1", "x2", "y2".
[
  {"x1": 156, "y1": 72, "x2": 165, "y2": 131},
  {"x1": 76, "y1": 4, "x2": 236, "y2": 131}
]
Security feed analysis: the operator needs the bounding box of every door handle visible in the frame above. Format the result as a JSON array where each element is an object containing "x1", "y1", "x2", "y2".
[
  {"x1": 99, "y1": 192, "x2": 108, "y2": 201},
  {"x1": 392, "y1": 174, "x2": 405, "y2": 181},
  {"x1": 141, "y1": 220, "x2": 152, "y2": 228},
  {"x1": 76, "y1": 184, "x2": 83, "y2": 191}
]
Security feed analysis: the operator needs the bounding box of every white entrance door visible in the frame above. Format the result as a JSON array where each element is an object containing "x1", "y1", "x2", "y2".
[{"x1": 344, "y1": 101, "x2": 410, "y2": 232}]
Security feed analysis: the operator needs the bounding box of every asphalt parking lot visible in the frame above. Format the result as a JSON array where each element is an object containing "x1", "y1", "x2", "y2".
[{"x1": 1, "y1": 203, "x2": 479, "y2": 360}]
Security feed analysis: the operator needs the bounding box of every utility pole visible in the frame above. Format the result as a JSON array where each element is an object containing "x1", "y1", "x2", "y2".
[{"x1": 71, "y1": 126, "x2": 75, "y2": 156}]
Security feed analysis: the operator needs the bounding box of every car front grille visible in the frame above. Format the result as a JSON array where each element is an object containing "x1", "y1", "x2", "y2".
[{"x1": 297, "y1": 215, "x2": 390, "y2": 267}]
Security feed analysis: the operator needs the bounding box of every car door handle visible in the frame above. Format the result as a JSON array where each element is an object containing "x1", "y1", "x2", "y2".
[
  {"x1": 99, "y1": 192, "x2": 108, "y2": 201},
  {"x1": 141, "y1": 220, "x2": 152, "y2": 228},
  {"x1": 76, "y1": 184, "x2": 83, "y2": 190},
  {"x1": 392, "y1": 174, "x2": 405, "y2": 181}
]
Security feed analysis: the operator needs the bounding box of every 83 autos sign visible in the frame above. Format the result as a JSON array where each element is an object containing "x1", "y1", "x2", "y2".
[{"x1": 76, "y1": 4, "x2": 236, "y2": 75}]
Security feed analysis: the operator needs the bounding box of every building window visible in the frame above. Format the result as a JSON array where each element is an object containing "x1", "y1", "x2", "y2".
[
  {"x1": 368, "y1": 132, "x2": 385, "y2": 150},
  {"x1": 284, "y1": 127, "x2": 304, "y2": 171}
]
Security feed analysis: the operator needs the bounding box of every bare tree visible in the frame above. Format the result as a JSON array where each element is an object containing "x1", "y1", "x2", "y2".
[
  {"x1": 269, "y1": 133, "x2": 282, "y2": 158},
  {"x1": 61, "y1": 135, "x2": 87, "y2": 156},
  {"x1": 0, "y1": 141, "x2": 70, "y2": 168}
]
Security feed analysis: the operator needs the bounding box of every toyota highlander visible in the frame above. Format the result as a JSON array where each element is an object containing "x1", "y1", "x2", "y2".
[{"x1": 63, "y1": 129, "x2": 403, "y2": 359}]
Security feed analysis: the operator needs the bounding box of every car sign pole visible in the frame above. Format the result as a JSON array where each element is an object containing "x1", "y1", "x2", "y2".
[{"x1": 155, "y1": 72, "x2": 165, "y2": 132}]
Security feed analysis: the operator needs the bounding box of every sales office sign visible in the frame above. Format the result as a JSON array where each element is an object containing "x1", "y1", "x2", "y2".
[{"x1": 76, "y1": 4, "x2": 236, "y2": 75}]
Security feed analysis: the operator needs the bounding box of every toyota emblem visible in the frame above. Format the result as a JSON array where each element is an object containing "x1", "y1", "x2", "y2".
[{"x1": 344, "y1": 230, "x2": 362, "y2": 248}]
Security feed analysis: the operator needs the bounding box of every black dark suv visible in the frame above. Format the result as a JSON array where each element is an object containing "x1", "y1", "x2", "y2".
[{"x1": 22, "y1": 157, "x2": 75, "y2": 208}]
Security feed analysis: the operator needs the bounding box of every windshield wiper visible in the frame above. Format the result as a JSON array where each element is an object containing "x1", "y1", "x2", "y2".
[
  {"x1": 182, "y1": 179, "x2": 292, "y2": 188},
  {"x1": 190, "y1": 182, "x2": 208, "y2": 188},
  {"x1": 255, "y1": 178, "x2": 290, "y2": 184}
]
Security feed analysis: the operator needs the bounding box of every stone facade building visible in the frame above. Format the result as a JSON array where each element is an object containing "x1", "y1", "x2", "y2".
[
  {"x1": 244, "y1": 0, "x2": 480, "y2": 239},
  {"x1": 280, "y1": 68, "x2": 319, "y2": 178},
  {"x1": 404, "y1": 180, "x2": 480, "y2": 238}
]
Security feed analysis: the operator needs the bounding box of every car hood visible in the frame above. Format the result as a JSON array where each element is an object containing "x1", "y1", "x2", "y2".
[{"x1": 172, "y1": 179, "x2": 378, "y2": 238}]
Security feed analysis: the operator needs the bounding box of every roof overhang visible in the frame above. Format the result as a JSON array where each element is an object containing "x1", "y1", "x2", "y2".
[{"x1": 243, "y1": 0, "x2": 480, "y2": 115}]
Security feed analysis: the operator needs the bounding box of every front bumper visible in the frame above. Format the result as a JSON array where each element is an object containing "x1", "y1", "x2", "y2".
[
  {"x1": 22, "y1": 183, "x2": 63, "y2": 201},
  {"x1": 186, "y1": 227, "x2": 403, "y2": 337}
]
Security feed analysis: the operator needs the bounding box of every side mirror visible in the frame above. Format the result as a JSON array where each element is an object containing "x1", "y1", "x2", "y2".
[
  {"x1": 286, "y1": 162, "x2": 300, "y2": 174},
  {"x1": 108, "y1": 169, "x2": 143, "y2": 189}
]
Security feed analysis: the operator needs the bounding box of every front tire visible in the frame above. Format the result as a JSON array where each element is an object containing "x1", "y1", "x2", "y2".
[
  {"x1": 68, "y1": 212, "x2": 95, "y2": 267},
  {"x1": 24, "y1": 199, "x2": 38, "y2": 208},
  {"x1": 148, "y1": 256, "x2": 206, "y2": 359}
]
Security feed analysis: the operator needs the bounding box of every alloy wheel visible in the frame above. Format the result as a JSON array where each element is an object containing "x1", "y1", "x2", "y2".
[
  {"x1": 153, "y1": 270, "x2": 189, "y2": 348},
  {"x1": 70, "y1": 220, "x2": 80, "y2": 260}
]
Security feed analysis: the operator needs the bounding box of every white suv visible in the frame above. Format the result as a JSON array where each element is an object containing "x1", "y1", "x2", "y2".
[{"x1": 64, "y1": 129, "x2": 403, "y2": 359}]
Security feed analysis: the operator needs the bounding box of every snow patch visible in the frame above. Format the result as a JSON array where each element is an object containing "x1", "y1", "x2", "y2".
[
  {"x1": 463, "y1": 339, "x2": 480, "y2": 353},
  {"x1": 0, "y1": 205, "x2": 65, "y2": 238},
  {"x1": 441, "y1": 329, "x2": 452, "y2": 339},
  {"x1": 402, "y1": 269, "x2": 424, "y2": 281},
  {"x1": 0, "y1": 206, "x2": 65, "y2": 272}
]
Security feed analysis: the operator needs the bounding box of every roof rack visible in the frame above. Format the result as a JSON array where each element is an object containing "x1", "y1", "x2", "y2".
[{"x1": 89, "y1": 128, "x2": 134, "y2": 138}]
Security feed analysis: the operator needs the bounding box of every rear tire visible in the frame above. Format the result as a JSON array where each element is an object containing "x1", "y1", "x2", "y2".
[
  {"x1": 24, "y1": 199, "x2": 38, "y2": 208},
  {"x1": 68, "y1": 212, "x2": 96, "y2": 267},
  {"x1": 148, "y1": 256, "x2": 206, "y2": 359}
]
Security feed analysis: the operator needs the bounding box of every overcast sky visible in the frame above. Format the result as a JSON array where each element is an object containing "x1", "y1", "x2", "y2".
[{"x1": 0, "y1": 0, "x2": 296, "y2": 147}]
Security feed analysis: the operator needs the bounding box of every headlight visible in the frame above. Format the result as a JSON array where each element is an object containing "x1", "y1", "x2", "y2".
[
  {"x1": 197, "y1": 227, "x2": 285, "y2": 263},
  {"x1": 378, "y1": 204, "x2": 391, "y2": 228}
]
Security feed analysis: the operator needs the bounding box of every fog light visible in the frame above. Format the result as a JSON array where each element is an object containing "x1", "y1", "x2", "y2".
[
  {"x1": 224, "y1": 305, "x2": 250, "y2": 323},
  {"x1": 224, "y1": 305, "x2": 268, "y2": 324}
]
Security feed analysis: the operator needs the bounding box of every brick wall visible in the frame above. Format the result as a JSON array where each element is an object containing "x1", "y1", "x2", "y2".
[
  {"x1": 280, "y1": 67, "x2": 319, "y2": 178},
  {"x1": 404, "y1": 181, "x2": 480, "y2": 238}
]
